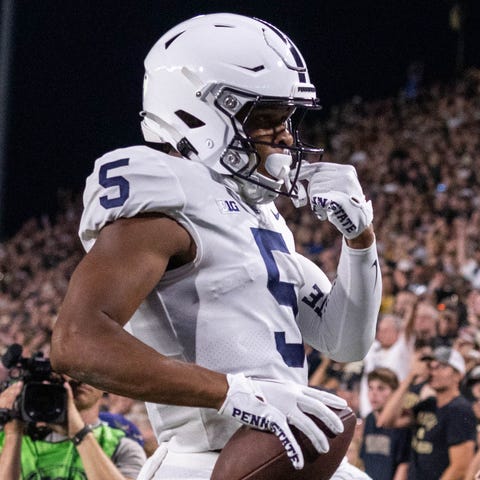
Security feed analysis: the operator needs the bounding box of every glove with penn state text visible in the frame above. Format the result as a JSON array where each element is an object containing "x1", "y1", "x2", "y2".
[
  {"x1": 302, "y1": 163, "x2": 373, "y2": 239},
  {"x1": 218, "y1": 372, "x2": 347, "y2": 470}
]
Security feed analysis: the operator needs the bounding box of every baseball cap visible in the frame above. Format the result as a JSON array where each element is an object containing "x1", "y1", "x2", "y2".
[{"x1": 422, "y1": 346, "x2": 466, "y2": 375}]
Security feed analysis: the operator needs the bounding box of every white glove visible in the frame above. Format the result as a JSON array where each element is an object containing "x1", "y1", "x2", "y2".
[
  {"x1": 218, "y1": 373, "x2": 347, "y2": 470},
  {"x1": 299, "y1": 163, "x2": 373, "y2": 239}
]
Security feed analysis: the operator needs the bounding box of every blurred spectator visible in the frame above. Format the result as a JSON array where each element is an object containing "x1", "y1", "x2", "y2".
[
  {"x1": 436, "y1": 303, "x2": 460, "y2": 346},
  {"x1": 466, "y1": 289, "x2": 480, "y2": 328},
  {"x1": 392, "y1": 291, "x2": 417, "y2": 321},
  {"x1": 359, "y1": 314, "x2": 413, "y2": 417},
  {"x1": 377, "y1": 346, "x2": 476, "y2": 479},
  {"x1": 102, "y1": 393, "x2": 137, "y2": 417},
  {"x1": 411, "y1": 301, "x2": 439, "y2": 343},
  {"x1": 453, "y1": 325, "x2": 480, "y2": 371},
  {"x1": 360, "y1": 368, "x2": 411, "y2": 480},
  {"x1": 456, "y1": 216, "x2": 480, "y2": 289},
  {"x1": 101, "y1": 393, "x2": 158, "y2": 457},
  {"x1": 99, "y1": 411, "x2": 145, "y2": 448}
]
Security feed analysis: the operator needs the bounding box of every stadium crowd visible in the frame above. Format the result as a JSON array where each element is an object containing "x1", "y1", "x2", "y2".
[{"x1": 1, "y1": 68, "x2": 480, "y2": 476}]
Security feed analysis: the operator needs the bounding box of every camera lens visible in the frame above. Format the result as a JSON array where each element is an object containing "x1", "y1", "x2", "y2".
[{"x1": 20, "y1": 383, "x2": 67, "y2": 424}]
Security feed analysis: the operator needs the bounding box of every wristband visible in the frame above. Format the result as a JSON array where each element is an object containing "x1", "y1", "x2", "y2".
[{"x1": 70, "y1": 424, "x2": 93, "y2": 446}]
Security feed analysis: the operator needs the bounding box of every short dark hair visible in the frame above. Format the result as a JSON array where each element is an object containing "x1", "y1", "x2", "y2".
[{"x1": 367, "y1": 367, "x2": 399, "y2": 390}]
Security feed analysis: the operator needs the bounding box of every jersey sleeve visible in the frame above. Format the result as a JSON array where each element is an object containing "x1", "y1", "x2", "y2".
[
  {"x1": 296, "y1": 238, "x2": 382, "y2": 362},
  {"x1": 446, "y1": 400, "x2": 477, "y2": 446},
  {"x1": 79, "y1": 146, "x2": 186, "y2": 251}
]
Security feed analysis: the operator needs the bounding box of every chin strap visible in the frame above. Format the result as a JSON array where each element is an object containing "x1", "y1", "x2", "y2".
[
  {"x1": 237, "y1": 173, "x2": 282, "y2": 205},
  {"x1": 223, "y1": 154, "x2": 311, "y2": 207}
]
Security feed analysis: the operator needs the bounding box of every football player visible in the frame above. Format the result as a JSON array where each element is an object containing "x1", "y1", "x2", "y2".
[{"x1": 51, "y1": 13, "x2": 382, "y2": 479}]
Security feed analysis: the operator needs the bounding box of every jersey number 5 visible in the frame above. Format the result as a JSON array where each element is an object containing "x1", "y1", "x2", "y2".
[
  {"x1": 251, "y1": 228, "x2": 304, "y2": 368},
  {"x1": 99, "y1": 158, "x2": 130, "y2": 209}
]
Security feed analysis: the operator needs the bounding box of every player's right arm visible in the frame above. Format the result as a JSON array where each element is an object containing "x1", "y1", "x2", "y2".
[{"x1": 51, "y1": 211, "x2": 229, "y2": 409}]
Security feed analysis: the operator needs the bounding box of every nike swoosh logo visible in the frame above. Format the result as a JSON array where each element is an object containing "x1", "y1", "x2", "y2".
[
  {"x1": 271, "y1": 210, "x2": 280, "y2": 220},
  {"x1": 371, "y1": 259, "x2": 379, "y2": 289}
]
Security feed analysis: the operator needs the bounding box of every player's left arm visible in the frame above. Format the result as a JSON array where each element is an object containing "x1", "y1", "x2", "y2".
[
  {"x1": 440, "y1": 441, "x2": 475, "y2": 480},
  {"x1": 296, "y1": 227, "x2": 381, "y2": 362}
]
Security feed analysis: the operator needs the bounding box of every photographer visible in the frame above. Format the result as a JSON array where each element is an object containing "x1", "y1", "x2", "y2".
[{"x1": 0, "y1": 378, "x2": 146, "y2": 479}]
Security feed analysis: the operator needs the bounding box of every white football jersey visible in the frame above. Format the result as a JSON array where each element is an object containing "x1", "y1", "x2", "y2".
[{"x1": 80, "y1": 146, "x2": 312, "y2": 451}]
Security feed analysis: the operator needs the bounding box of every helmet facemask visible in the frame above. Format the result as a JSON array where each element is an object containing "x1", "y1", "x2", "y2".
[{"x1": 214, "y1": 87, "x2": 324, "y2": 205}]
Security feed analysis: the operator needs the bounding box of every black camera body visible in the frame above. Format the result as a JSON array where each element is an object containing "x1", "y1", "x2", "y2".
[{"x1": 1, "y1": 344, "x2": 67, "y2": 424}]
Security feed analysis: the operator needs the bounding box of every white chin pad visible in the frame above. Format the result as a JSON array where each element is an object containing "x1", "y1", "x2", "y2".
[{"x1": 265, "y1": 153, "x2": 292, "y2": 180}]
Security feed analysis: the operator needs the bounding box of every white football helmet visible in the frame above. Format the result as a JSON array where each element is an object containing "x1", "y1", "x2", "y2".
[{"x1": 141, "y1": 13, "x2": 323, "y2": 204}]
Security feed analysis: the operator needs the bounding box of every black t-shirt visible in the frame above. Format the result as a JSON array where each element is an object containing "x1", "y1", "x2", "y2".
[
  {"x1": 408, "y1": 395, "x2": 476, "y2": 479},
  {"x1": 360, "y1": 412, "x2": 411, "y2": 480}
]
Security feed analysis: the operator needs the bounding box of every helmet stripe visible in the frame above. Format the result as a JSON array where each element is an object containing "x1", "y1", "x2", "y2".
[{"x1": 254, "y1": 17, "x2": 306, "y2": 82}]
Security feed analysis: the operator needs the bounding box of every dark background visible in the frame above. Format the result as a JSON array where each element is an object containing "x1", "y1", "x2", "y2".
[{"x1": 2, "y1": 0, "x2": 480, "y2": 237}]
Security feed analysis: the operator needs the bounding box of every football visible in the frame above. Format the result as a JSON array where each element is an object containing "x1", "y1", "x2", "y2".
[{"x1": 211, "y1": 407, "x2": 356, "y2": 480}]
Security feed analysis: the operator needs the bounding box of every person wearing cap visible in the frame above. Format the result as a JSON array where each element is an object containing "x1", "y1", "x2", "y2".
[{"x1": 377, "y1": 346, "x2": 476, "y2": 479}]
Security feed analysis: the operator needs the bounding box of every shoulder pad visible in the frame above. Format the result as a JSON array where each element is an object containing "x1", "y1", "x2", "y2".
[{"x1": 79, "y1": 146, "x2": 186, "y2": 251}]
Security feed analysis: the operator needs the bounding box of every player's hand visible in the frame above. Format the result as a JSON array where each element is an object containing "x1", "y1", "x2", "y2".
[
  {"x1": 300, "y1": 163, "x2": 373, "y2": 239},
  {"x1": 218, "y1": 373, "x2": 347, "y2": 470}
]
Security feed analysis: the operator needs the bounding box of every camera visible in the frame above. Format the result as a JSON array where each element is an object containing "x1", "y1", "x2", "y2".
[{"x1": 0, "y1": 344, "x2": 67, "y2": 424}]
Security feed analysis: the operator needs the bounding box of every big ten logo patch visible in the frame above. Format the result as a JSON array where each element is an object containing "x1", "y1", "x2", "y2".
[{"x1": 216, "y1": 199, "x2": 240, "y2": 214}]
